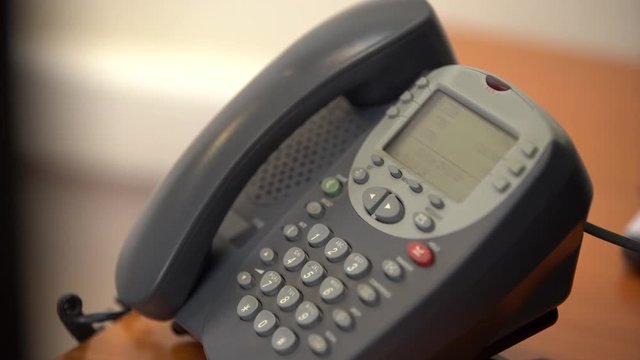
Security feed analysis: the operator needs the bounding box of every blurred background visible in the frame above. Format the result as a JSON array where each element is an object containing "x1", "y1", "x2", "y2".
[{"x1": 8, "y1": 0, "x2": 640, "y2": 359}]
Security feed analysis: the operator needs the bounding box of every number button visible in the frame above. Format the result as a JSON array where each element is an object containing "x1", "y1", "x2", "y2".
[
  {"x1": 319, "y1": 277, "x2": 345, "y2": 303},
  {"x1": 237, "y1": 295, "x2": 261, "y2": 321},
  {"x1": 307, "y1": 224, "x2": 333, "y2": 247},
  {"x1": 300, "y1": 261, "x2": 326, "y2": 286},
  {"x1": 344, "y1": 253, "x2": 370, "y2": 279},
  {"x1": 259, "y1": 271, "x2": 284, "y2": 296},
  {"x1": 253, "y1": 310, "x2": 278, "y2": 337},
  {"x1": 295, "y1": 301, "x2": 321, "y2": 329},
  {"x1": 324, "y1": 237, "x2": 351, "y2": 262},
  {"x1": 283, "y1": 247, "x2": 308, "y2": 271},
  {"x1": 277, "y1": 285, "x2": 302, "y2": 311}
]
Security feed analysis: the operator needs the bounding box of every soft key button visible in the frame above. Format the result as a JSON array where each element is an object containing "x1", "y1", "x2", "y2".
[{"x1": 506, "y1": 158, "x2": 526, "y2": 176}]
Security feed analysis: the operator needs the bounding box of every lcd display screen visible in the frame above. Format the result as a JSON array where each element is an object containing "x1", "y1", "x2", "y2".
[{"x1": 384, "y1": 92, "x2": 516, "y2": 202}]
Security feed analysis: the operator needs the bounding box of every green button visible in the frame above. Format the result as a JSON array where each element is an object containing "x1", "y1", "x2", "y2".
[{"x1": 321, "y1": 177, "x2": 342, "y2": 197}]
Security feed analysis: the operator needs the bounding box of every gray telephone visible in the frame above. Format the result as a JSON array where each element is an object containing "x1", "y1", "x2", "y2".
[{"x1": 113, "y1": 1, "x2": 597, "y2": 359}]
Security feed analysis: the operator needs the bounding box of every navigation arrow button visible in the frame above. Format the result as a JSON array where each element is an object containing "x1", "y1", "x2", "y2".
[{"x1": 362, "y1": 187, "x2": 389, "y2": 214}]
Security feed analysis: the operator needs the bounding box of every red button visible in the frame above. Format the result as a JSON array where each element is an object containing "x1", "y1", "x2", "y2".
[
  {"x1": 407, "y1": 241, "x2": 434, "y2": 267},
  {"x1": 486, "y1": 75, "x2": 511, "y2": 91}
]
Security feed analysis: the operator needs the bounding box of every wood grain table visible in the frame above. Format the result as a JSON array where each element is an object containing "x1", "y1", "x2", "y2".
[{"x1": 58, "y1": 30, "x2": 640, "y2": 360}]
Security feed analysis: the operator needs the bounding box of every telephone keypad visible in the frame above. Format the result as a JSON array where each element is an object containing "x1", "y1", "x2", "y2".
[
  {"x1": 306, "y1": 224, "x2": 332, "y2": 247},
  {"x1": 239, "y1": 209, "x2": 403, "y2": 357},
  {"x1": 260, "y1": 271, "x2": 284, "y2": 295},
  {"x1": 295, "y1": 301, "x2": 322, "y2": 328},
  {"x1": 283, "y1": 247, "x2": 307, "y2": 271},
  {"x1": 319, "y1": 277, "x2": 345, "y2": 303}
]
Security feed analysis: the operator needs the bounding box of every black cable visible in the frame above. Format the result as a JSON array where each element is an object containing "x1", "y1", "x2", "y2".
[{"x1": 584, "y1": 221, "x2": 640, "y2": 252}]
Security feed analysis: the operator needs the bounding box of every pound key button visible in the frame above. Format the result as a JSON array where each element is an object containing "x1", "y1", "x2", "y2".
[
  {"x1": 271, "y1": 327, "x2": 298, "y2": 355},
  {"x1": 407, "y1": 241, "x2": 434, "y2": 267}
]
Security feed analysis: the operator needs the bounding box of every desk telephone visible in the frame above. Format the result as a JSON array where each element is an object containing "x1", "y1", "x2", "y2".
[{"x1": 114, "y1": 0, "x2": 595, "y2": 358}]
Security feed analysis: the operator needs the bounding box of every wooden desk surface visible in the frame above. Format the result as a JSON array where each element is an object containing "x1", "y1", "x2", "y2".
[{"x1": 59, "y1": 31, "x2": 640, "y2": 360}]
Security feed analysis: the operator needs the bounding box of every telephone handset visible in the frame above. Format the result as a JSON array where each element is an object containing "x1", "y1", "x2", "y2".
[{"x1": 116, "y1": 1, "x2": 592, "y2": 359}]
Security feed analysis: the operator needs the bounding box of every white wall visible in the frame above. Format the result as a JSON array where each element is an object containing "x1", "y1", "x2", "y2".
[{"x1": 13, "y1": 0, "x2": 640, "y2": 183}]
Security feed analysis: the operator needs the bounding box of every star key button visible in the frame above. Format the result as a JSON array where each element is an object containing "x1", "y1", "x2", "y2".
[{"x1": 406, "y1": 241, "x2": 434, "y2": 267}]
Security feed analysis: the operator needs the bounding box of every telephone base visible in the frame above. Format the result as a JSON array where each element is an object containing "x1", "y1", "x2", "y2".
[{"x1": 480, "y1": 308, "x2": 558, "y2": 360}]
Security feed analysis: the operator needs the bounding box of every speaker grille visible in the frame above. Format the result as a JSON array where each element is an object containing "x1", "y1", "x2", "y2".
[{"x1": 245, "y1": 98, "x2": 370, "y2": 205}]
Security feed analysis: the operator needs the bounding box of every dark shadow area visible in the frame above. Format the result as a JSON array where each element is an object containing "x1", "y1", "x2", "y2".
[{"x1": 1, "y1": 0, "x2": 24, "y2": 358}]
